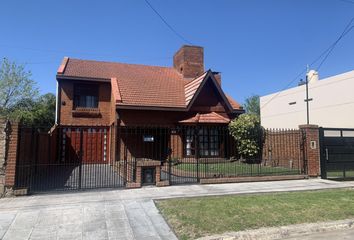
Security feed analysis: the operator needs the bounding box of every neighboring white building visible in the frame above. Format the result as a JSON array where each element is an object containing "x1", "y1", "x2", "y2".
[{"x1": 260, "y1": 69, "x2": 354, "y2": 129}]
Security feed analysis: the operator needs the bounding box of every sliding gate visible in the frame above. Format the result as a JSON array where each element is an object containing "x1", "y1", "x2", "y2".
[
  {"x1": 320, "y1": 128, "x2": 354, "y2": 180},
  {"x1": 15, "y1": 126, "x2": 125, "y2": 193}
]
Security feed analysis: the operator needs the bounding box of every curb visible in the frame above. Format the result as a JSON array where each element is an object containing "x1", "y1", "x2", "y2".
[{"x1": 196, "y1": 218, "x2": 354, "y2": 240}]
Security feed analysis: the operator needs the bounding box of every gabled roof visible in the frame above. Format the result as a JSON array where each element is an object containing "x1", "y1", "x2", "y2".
[
  {"x1": 56, "y1": 58, "x2": 243, "y2": 112},
  {"x1": 179, "y1": 112, "x2": 231, "y2": 124},
  {"x1": 185, "y1": 70, "x2": 236, "y2": 112},
  {"x1": 185, "y1": 72, "x2": 208, "y2": 106}
]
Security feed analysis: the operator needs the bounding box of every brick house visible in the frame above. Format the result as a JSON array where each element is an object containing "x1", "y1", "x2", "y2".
[{"x1": 55, "y1": 45, "x2": 244, "y2": 186}]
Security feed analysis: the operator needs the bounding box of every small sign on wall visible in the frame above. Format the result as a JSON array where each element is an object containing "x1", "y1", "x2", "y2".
[
  {"x1": 310, "y1": 140, "x2": 317, "y2": 149},
  {"x1": 143, "y1": 135, "x2": 154, "y2": 142}
]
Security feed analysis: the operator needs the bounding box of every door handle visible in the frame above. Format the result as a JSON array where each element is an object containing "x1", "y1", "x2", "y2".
[{"x1": 325, "y1": 148, "x2": 329, "y2": 161}]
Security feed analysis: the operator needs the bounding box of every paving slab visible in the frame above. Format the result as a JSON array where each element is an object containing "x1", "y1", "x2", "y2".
[{"x1": 0, "y1": 179, "x2": 353, "y2": 240}]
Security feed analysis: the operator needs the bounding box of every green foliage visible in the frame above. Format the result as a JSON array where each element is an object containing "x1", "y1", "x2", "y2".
[
  {"x1": 228, "y1": 114, "x2": 264, "y2": 159},
  {"x1": 243, "y1": 95, "x2": 260, "y2": 116},
  {"x1": 0, "y1": 58, "x2": 55, "y2": 128},
  {"x1": 9, "y1": 93, "x2": 56, "y2": 127},
  {"x1": 0, "y1": 58, "x2": 38, "y2": 114}
]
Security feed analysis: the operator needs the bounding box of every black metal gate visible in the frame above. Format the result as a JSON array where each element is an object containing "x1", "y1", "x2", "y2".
[
  {"x1": 157, "y1": 126, "x2": 305, "y2": 185},
  {"x1": 15, "y1": 125, "x2": 307, "y2": 192},
  {"x1": 15, "y1": 126, "x2": 125, "y2": 193},
  {"x1": 320, "y1": 127, "x2": 354, "y2": 180}
]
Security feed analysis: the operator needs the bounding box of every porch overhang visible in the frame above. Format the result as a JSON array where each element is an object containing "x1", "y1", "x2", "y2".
[{"x1": 178, "y1": 112, "x2": 231, "y2": 124}]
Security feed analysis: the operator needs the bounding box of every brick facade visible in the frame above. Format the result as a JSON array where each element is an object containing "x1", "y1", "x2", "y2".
[
  {"x1": 58, "y1": 79, "x2": 113, "y2": 126},
  {"x1": 173, "y1": 45, "x2": 204, "y2": 79},
  {"x1": 124, "y1": 159, "x2": 166, "y2": 188}
]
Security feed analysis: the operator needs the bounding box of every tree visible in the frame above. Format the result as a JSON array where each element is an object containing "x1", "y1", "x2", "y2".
[
  {"x1": 0, "y1": 58, "x2": 38, "y2": 117},
  {"x1": 243, "y1": 95, "x2": 260, "y2": 116},
  {"x1": 228, "y1": 114, "x2": 264, "y2": 161},
  {"x1": 9, "y1": 93, "x2": 56, "y2": 128}
]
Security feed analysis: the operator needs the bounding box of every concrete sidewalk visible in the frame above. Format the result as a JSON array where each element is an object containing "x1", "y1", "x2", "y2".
[
  {"x1": 285, "y1": 228, "x2": 354, "y2": 240},
  {"x1": 0, "y1": 179, "x2": 353, "y2": 240}
]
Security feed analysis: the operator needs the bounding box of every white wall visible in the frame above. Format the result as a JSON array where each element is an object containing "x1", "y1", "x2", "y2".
[{"x1": 260, "y1": 70, "x2": 354, "y2": 129}]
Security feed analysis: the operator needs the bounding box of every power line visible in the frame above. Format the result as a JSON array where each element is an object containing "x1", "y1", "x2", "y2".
[
  {"x1": 22, "y1": 61, "x2": 59, "y2": 65},
  {"x1": 0, "y1": 43, "x2": 122, "y2": 57},
  {"x1": 0, "y1": 43, "x2": 173, "y2": 63},
  {"x1": 339, "y1": 0, "x2": 354, "y2": 5},
  {"x1": 143, "y1": 0, "x2": 193, "y2": 45},
  {"x1": 0, "y1": 43, "x2": 175, "y2": 65},
  {"x1": 317, "y1": 26, "x2": 354, "y2": 71},
  {"x1": 260, "y1": 17, "x2": 354, "y2": 110}
]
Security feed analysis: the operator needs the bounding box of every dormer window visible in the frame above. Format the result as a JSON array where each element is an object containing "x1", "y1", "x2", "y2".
[{"x1": 74, "y1": 84, "x2": 99, "y2": 109}]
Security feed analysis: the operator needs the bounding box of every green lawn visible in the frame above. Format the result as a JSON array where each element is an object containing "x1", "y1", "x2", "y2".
[
  {"x1": 156, "y1": 189, "x2": 354, "y2": 240},
  {"x1": 174, "y1": 162, "x2": 300, "y2": 176}
]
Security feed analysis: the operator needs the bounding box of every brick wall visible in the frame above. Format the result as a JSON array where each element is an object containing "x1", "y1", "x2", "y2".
[
  {"x1": 0, "y1": 118, "x2": 7, "y2": 197},
  {"x1": 262, "y1": 129, "x2": 304, "y2": 170},
  {"x1": 59, "y1": 79, "x2": 113, "y2": 126},
  {"x1": 4, "y1": 122, "x2": 19, "y2": 196}
]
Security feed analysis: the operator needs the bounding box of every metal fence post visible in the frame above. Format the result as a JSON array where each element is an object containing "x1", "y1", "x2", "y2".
[
  {"x1": 29, "y1": 128, "x2": 38, "y2": 193},
  {"x1": 301, "y1": 129, "x2": 307, "y2": 175},
  {"x1": 318, "y1": 127, "x2": 327, "y2": 179},
  {"x1": 195, "y1": 126, "x2": 200, "y2": 182},
  {"x1": 168, "y1": 128, "x2": 172, "y2": 183},
  {"x1": 78, "y1": 128, "x2": 83, "y2": 190}
]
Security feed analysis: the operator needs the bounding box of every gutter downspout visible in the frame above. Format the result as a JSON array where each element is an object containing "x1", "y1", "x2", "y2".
[{"x1": 55, "y1": 81, "x2": 59, "y2": 124}]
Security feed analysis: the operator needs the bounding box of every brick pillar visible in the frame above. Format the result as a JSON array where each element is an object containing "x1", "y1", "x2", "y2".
[
  {"x1": 5, "y1": 122, "x2": 19, "y2": 194},
  {"x1": 0, "y1": 118, "x2": 8, "y2": 196},
  {"x1": 299, "y1": 124, "x2": 320, "y2": 177}
]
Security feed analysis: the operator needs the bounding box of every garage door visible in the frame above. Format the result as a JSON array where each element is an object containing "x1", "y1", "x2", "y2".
[{"x1": 320, "y1": 128, "x2": 354, "y2": 180}]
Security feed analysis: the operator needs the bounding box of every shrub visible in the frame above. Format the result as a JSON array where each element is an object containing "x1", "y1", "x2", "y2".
[{"x1": 228, "y1": 114, "x2": 265, "y2": 161}]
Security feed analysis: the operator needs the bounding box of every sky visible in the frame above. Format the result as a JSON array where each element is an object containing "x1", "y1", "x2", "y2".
[{"x1": 0, "y1": 0, "x2": 353, "y2": 105}]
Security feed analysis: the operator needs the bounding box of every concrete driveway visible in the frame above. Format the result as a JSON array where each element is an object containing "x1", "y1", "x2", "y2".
[{"x1": 0, "y1": 179, "x2": 354, "y2": 240}]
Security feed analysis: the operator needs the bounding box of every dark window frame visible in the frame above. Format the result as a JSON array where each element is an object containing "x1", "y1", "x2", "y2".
[
  {"x1": 183, "y1": 127, "x2": 221, "y2": 158},
  {"x1": 73, "y1": 83, "x2": 99, "y2": 109}
]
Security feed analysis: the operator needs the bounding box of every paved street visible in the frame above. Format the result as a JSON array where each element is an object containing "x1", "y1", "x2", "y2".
[{"x1": 0, "y1": 179, "x2": 354, "y2": 240}]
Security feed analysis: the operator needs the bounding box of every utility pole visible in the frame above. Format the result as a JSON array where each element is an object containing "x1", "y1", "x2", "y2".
[
  {"x1": 305, "y1": 74, "x2": 310, "y2": 125},
  {"x1": 299, "y1": 67, "x2": 312, "y2": 125}
]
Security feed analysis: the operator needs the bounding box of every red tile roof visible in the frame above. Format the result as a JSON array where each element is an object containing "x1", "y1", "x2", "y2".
[
  {"x1": 179, "y1": 112, "x2": 231, "y2": 124},
  {"x1": 184, "y1": 72, "x2": 207, "y2": 105},
  {"x1": 226, "y1": 94, "x2": 242, "y2": 109},
  {"x1": 57, "y1": 58, "x2": 243, "y2": 111}
]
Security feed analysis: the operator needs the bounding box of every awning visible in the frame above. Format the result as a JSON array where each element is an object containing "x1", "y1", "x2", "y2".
[{"x1": 179, "y1": 112, "x2": 230, "y2": 124}]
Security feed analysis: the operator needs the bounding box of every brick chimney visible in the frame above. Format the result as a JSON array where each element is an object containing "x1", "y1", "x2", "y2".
[{"x1": 173, "y1": 45, "x2": 204, "y2": 78}]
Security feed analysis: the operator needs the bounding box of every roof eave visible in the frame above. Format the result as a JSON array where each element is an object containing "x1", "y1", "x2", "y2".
[
  {"x1": 57, "y1": 57, "x2": 69, "y2": 74},
  {"x1": 231, "y1": 109, "x2": 245, "y2": 114},
  {"x1": 116, "y1": 104, "x2": 187, "y2": 112},
  {"x1": 56, "y1": 75, "x2": 111, "y2": 82}
]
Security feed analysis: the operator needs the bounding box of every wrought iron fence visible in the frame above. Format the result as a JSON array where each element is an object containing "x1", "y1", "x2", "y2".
[
  {"x1": 118, "y1": 125, "x2": 306, "y2": 185},
  {"x1": 14, "y1": 124, "x2": 306, "y2": 192}
]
